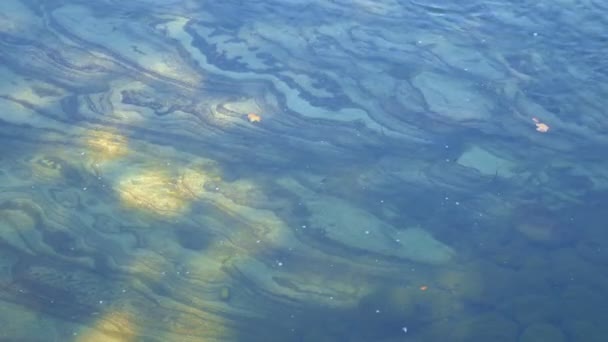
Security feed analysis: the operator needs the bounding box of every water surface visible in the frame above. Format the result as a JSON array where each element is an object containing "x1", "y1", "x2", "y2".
[{"x1": 0, "y1": 0, "x2": 607, "y2": 341}]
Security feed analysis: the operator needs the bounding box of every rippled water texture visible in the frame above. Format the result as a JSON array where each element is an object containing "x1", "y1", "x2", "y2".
[{"x1": 1, "y1": 0, "x2": 607, "y2": 341}]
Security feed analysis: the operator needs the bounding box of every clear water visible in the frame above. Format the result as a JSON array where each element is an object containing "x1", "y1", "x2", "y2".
[{"x1": 0, "y1": 0, "x2": 606, "y2": 341}]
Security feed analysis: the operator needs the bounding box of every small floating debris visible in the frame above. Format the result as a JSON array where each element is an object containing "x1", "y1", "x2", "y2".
[
  {"x1": 532, "y1": 117, "x2": 549, "y2": 133},
  {"x1": 247, "y1": 113, "x2": 261, "y2": 123}
]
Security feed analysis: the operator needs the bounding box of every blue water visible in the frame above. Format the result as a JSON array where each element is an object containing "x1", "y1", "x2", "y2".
[{"x1": 0, "y1": 0, "x2": 607, "y2": 341}]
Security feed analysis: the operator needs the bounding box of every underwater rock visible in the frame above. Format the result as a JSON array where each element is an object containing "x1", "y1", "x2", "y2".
[
  {"x1": 576, "y1": 238, "x2": 608, "y2": 266},
  {"x1": 219, "y1": 286, "x2": 231, "y2": 301},
  {"x1": 515, "y1": 221, "x2": 558, "y2": 243},
  {"x1": 175, "y1": 226, "x2": 213, "y2": 251},
  {"x1": 0, "y1": 301, "x2": 58, "y2": 340},
  {"x1": 457, "y1": 145, "x2": 516, "y2": 177},
  {"x1": 515, "y1": 220, "x2": 573, "y2": 246},
  {"x1": 278, "y1": 178, "x2": 455, "y2": 264},
  {"x1": 421, "y1": 312, "x2": 518, "y2": 342},
  {"x1": 513, "y1": 206, "x2": 573, "y2": 246},
  {"x1": 520, "y1": 323, "x2": 566, "y2": 342},
  {"x1": 358, "y1": 287, "x2": 416, "y2": 319},
  {"x1": 412, "y1": 71, "x2": 492, "y2": 123},
  {"x1": 307, "y1": 195, "x2": 455, "y2": 264},
  {"x1": 563, "y1": 320, "x2": 608, "y2": 342},
  {"x1": 501, "y1": 294, "x2": 561, "y2": 326},
  {"x1": 435, "y1": 269, "x2": 484, "y2": 301}
]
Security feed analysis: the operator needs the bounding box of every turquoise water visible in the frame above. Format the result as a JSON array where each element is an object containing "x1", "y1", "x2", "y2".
[{"x1": 0, "y1": 0, "x2": 606, "y2": 341}]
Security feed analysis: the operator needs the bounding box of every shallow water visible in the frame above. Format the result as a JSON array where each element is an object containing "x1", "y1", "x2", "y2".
[{"x1": 0, "y1": 0, "x2": 607, "y2": 341}]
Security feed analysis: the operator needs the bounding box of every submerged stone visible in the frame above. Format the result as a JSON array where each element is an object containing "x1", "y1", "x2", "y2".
[
  {"x1": 520, "y1": 323, "x2": 566, "y2": 342},
  {"x1": 219, "y1": 286, "x2": 231, "y2": 301},
  {"x1": 457, "y1": 145, "x2": 516, "y2": 177},
  {"x1": 307, "y1": 195, "x2": 454, "y2": 264}
]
